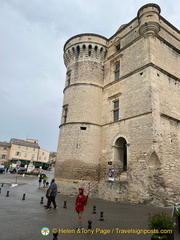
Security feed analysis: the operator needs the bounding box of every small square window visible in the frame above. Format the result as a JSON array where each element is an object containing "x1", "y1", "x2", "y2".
[
  {"x1": 2, "y1": 154, "x2": 6, "y2": 159},
  {"x1": 80, "y1": 127, "x2": 87, "y2": 130},
  {"x1": 16, "y1": 152, "x2": 21, "y2": 156}
]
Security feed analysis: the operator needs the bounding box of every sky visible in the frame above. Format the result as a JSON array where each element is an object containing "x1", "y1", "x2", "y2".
[{"x1": 0, "y1": 0, "x2": 179, "y2": 152}]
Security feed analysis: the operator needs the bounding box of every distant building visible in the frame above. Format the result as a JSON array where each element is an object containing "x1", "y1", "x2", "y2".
[
  {"x1": 37, "y1": 148, "x2": 50, "y2": 167},
  {"x1": 55, "y1": 3, "x2": 180, "y2": 206},
  {"x1": 0, "y1": 142, "x2": 11, "y2": 165},
  {"x1": 49, "y1": 152, "x2": 57, "y2": 164},
  {"x1": 0, "y1": 138, "x2": 50, "y2": 169}
]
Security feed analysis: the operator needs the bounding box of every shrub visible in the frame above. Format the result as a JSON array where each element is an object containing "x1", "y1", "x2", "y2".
[
  {"x1": 175, "y1": 207, "x2": 180, "y2": 216},
  {"x1": 148, "y1": 211, "x2": 176, "y2": 232}
]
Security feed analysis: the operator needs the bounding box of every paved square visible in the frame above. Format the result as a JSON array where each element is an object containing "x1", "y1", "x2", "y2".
[{"x1": 0, "y1": 173, "x2": 178, "y2": 240}]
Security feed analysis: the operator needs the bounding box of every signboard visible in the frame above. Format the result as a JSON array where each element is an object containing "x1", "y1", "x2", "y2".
[
  {"x1": 16, "y1": 160, "x2": 21, "y2": 166},
  {"x1": 108, "y1": 168, "x2": 115, "y2": 181},
  {"x1": 16, "y1": 165, "x2": 20, "y2": 170}
]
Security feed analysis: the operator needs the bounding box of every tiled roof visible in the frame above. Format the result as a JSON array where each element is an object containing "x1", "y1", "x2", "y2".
[
  {"x1": 10, "y1": 138, "x2": 40, "y2": 149},
  {"x1": 0, "y1": 142, "x2": 11, "y2": 147}
]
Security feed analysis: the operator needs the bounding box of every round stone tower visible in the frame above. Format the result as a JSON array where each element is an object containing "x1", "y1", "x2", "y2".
[{"x1": 55, "y1": 34, "x2": 107, "y2": 184}]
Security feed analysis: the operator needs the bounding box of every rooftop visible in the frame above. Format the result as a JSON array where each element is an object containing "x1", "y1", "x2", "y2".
[{"x1": 10, "y1": 138, "x2": 40, "y2": 149}]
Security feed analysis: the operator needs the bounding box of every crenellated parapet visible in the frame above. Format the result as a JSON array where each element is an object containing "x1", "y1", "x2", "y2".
[
  {"x1": 63, "y1": 34, "x2": 107, "y2": 68},
  {"x1": 138, "y1": 3, "x2": 161, "y2": 38}
]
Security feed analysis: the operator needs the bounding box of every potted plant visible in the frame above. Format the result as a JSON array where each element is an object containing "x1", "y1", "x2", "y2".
[
  {"x1": 148, "y1": 211, "x2": 176, "y2": 240},
  {"x1": 175, "y1": 207, "x2": 180, "y2": 234}
]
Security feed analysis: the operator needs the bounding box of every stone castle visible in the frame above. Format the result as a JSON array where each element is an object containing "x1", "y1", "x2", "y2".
[{"x1": 55, "y1": 3, "x2": 180, "y2": 206}]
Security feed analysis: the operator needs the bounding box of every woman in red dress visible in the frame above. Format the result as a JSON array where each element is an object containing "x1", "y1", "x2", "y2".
[{"x1": 75, "y1": 187, "x2": 87, "y2": 229}]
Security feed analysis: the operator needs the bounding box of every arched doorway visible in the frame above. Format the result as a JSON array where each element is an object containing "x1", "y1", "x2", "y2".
[{"x1": 114, "y1": 137, "x2": 127, "y2": 171}]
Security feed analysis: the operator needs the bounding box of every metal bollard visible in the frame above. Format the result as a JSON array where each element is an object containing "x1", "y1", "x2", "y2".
[
  {"x1": 88, "y1": 220, "x2": 92, "y2": 229},
  {"x1": 53, "y1": 232, "x2": 58, "y2": 240},
  {"x1": 99, "y1": 211, "x2": 104, "y2": 221},
  {"x1": 1, "y1": 183, "x2": 4, "y2": 187},
  {"x1": 92, "y1": 205, "x2": 96, "y2": 214},
  {"x1": 40, "y1": 197, "x2": 44, "y2": 204},
  {"x1": 6, "y1": 191, "x2": 9, "y2": 197},
  {"x1": 22, "y1": 193, "x2": 26, "y2": 200},
  {"x1": 63, "y1": 201, "x2": 67, "y2": 208},
  {"x1": 0, "y1": 188, "x2": 1, "y2": 193}
]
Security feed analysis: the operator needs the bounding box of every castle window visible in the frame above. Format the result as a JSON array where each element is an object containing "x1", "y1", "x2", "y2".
[
  {"x1": 115, "y1": 43, "x2": 120, "y2": 51},
  {"x1": 114, "y1": 62, "x2": 120, "y2": 80},
  {"x1": 94, "y1": 46, "x2": 98, "y2": 58},
  {"x1": 80, "y1": 127, "x2": 87, "y2": 130},
  {"x1": 76, "y1": 46, "x2": 80, "y2": 56},
  {"x1": 82, "y1": 45, "x2": 86, "y2": 56},
  {"x1": 2, "y1": 154, "x2": 6, "y2": 159},
  {"x1": 67, "y1": 71, "x2": 71, "y2": 86},
  {"x1": 88, "y1": 45, "x2": 92, "y2": 56},
  {"x1": 72, "y1": 47, "x2": 75, "y2": 59},
  {"x1": 113, "y1": 100, "x2": 119, "y2": 121},
  {"x1": 63, "y1": 105, "x2": 68, "y2": 124}
]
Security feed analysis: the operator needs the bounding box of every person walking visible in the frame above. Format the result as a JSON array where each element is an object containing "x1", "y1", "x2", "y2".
[
  {"x1": 45, "y1": 179, "x2": 58, "y2": 210},
  {"x1": 75, "y1": 187, "x2": 87, "y2": 229},
  {"x1": 38, "y1": 174, "x2": 43, "y2": 188},
  {"x1": 43, "y1": 175, "x2": 48, "y2": 188},
  {"x1": 44, "y1": 186, "x2": 52, "y2": 209}
]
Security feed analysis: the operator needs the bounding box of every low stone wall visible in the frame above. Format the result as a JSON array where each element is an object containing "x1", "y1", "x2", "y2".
[
  {"x1": 98, "y1": 180, "x2": 128, "y2": 202},
  {"x1": 55, "y1": 178, "x2": 91, "y2": 196}
]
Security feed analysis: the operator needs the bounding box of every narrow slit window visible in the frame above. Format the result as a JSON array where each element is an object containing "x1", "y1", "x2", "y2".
[
  {"x1": 88, "y1": 45, "x2": 92, "y2": 56},
  {"x1": 67, "y1": 71, "x2": 71, "y2": 86},
  {"x1": 63, "y1": 106, "x2": 68, "y2": 123},
  {"x1": 113, "y1": 100, "x2": 119, "y2": 121},
  {"x1": 115, "y1": 44, "x2": 120, "y2": 51},
  {"x1": 114, "y1": 62, "x2": 120, "y2": 80}
]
